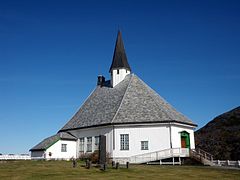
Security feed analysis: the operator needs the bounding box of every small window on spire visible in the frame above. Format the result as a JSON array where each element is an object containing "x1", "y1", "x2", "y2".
[
  {"x1": 117, "y1": 69, "x2": 119, "y2": 74},
  {"x1": 126, "y1": 70, "x2": 128, "y2": 73}
]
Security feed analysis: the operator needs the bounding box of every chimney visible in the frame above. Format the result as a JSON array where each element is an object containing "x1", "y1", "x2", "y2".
[{"x1": 97, "y1": 75, "x2": 105, "y2": 86}]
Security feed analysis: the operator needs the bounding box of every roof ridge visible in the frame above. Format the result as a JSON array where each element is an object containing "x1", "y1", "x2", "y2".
[
  {"x1": 136, "y1": 76, "x2": 172, "y2": 119},
  {"x1": 59, "y1": 87, "x2": 97, "y2": 132},
  {"x1": 110, "y1": 74, "x2": 134, "y2": 124},
  {"x1": 64, "y1": 131, "x2": 78, "y2": 139},
  {"x1": 136, "y1": 76, "x2": 192, "y2": 122}
]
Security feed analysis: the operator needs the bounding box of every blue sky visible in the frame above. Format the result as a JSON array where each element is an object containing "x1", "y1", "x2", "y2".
[{"x1": 0, "y1": 0, "x2": 240, "y2": 154}]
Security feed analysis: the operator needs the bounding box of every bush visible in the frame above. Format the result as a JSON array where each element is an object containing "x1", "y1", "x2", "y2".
[
  {"x1": 90, "y1": 150, "x2": 99, "y2": 163},
  {"x1": 79, "y1": 151, "x2": 111, "y2": 164},
  {"x1": 79, "y1": 151, "x2": 99, "y2": 164}
]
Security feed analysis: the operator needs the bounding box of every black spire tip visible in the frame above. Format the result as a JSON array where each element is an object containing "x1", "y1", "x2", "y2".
[{"x1": 109, "y1": 31, "x2": 131, "y2": 72}]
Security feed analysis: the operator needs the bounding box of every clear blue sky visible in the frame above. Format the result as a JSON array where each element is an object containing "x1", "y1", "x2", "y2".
[{"x1": 0, "y1": 0, "x2": 239, "y2": 154}]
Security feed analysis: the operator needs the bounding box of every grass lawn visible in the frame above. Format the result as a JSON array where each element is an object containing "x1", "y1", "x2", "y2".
[{"x1": 0, "y1": 160, "x2": 239, "y2": 180}]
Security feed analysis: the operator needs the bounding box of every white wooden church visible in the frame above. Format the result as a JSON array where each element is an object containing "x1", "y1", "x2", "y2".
[{"x1": 30, "y1": 32, "x2": 197, "y2": 164}]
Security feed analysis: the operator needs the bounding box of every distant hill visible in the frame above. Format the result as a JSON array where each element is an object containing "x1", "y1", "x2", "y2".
[{"x1": 195, "y1": 106, "x2": 240, "y2": 160}]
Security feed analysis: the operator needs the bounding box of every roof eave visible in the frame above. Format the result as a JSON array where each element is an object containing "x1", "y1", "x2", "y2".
[
  {"x1": 59, "y1": 120, "x2": 197, "y2": 132},
  {"x1": 60, "y1": 138, "x2": 77, "y2": 141},
  {"x1": 29, "y1": 148, "x2": 46, "y2": 151}
]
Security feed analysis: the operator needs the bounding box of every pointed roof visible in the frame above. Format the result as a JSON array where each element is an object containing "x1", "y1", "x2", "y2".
[
  {"x1": 109, "y1": 31, "x2": 131, "y2": 72},
  {"x1": 60, "y1": 74, "x2": 196, "y2": 131},
  {"x1": 30, "y1": 132, "x2": 77, "y2": 151}
]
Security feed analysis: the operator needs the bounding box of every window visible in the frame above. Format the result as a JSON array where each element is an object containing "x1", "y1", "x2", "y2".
[
  {"x1": 126, "y1": 70, "x2": 128, "y2": 73},
  {"x1": 87, "y1": 137, "x2": 92, "y2": 152},
  {"x1": 120, "y1": 134, "x2": 129, "y2": 150},
  {"x1": 94, "y1": 136, "x2": 100, "y2": 150},
  {"x1": 79, "y1": 138, "x2": 84, "y2": 152},
  {"x1": 117, "y1": 69, "x2": 119, "y2": 74},
  {"x1": 141, "y1": 141, "x2": 148, "y2": 150},
  {"x1": 61, "y1": 144, "x2": 67, "y2": 152}
]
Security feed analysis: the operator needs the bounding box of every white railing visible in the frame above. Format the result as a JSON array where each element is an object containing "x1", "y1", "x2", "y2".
[
  {"x1": 191, "y1": 148, "x2": 213, "y2": 161},
  {"x1": 190, "y1": 148, "x2": 214, "y2": 166},
  {"x1": 31, "y1": 157, "x2": 73, "y2": 161},
  {"x1": 31, "y1": 157, "x2": 45, "y2": 160},
  {"x1": 213, "y1": 160, "x2": 240, "y2": 167},
  {"x1": 0, "y1": 154, "x2": 31, "y2": 160},
  {"x1": 127, "y1": 148, "x2": 189, "y2": 164}
]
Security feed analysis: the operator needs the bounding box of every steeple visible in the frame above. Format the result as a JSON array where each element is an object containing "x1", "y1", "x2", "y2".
[
  {"x1": 110, "y1": 31, "x2": 131, "y2": 87},
  {"x1": 109, "y1": 31, "x2": 131, "y2": 72}
]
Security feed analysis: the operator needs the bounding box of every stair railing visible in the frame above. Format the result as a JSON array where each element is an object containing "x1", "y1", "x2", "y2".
[
  {"x1": 128, "y1": 148, "x2": 189, "y2": 164},
  {"x1": 190, "y1": 148, "x2": 214, "y2": 165}
]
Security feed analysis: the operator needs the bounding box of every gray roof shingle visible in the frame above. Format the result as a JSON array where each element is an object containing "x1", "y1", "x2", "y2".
[
  {"x1": 60, "y1": 74, "x2": 196, "y2": 131},
  {"x1": 30, "y1": 132, "x2": 77, "y2": 151},
  {"x1": 112, "y1": 75, "x2": 194, "y2": 124}
]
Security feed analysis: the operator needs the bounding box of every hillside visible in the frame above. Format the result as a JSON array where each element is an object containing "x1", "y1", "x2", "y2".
[{"x1": 195, "y1": 106, "x2": 240, "y2": 160}]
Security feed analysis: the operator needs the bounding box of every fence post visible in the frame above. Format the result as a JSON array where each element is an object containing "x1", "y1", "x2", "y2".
[
  {"x1": 116, "y1": 162, "x2": 119, "y2": 169},
  {"x1": 112, "y1": 161, "x2": 115, "y2": 168},
  {"x1": 126, "y1": 162, "x2": 129, "y2": 169},
  {"x1": 227, "y1": 160, "x2": 230, "y2": 166}
]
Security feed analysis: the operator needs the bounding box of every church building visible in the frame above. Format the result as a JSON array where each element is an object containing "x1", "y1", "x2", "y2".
[{"x1": 30, "y1": 32, "x2": 197, "y2": 164}]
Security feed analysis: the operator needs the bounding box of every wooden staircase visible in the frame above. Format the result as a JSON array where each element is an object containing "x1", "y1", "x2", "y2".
[{"x1": 189, "y1": 148, "x2": 215, "y2": 166}]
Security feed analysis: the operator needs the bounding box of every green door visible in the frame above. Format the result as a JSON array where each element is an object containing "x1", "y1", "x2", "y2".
[{"x1": 180, "y1": 131, "x2": 190, "y2": 148}]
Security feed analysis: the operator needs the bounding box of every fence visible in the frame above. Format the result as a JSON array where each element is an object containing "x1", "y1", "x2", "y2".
[
  {"x1": 0, "y1": 154, "x2": 31, "y2": 160},
  {"x1": 212, "y1": 160, "x2": 240, "y2": 167}
]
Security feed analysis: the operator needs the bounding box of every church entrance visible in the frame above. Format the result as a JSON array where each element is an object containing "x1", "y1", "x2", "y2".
[{"x1": 180, "y1": 131, "x2": 190, "y2": 148}]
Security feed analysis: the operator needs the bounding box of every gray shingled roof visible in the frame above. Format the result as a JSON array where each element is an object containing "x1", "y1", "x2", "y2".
[
  {"x1": 109, "y1": 31, "x2": 131, "y2": 72},
  {"x1": 60, "y1": 74, "x2": 196, "y2": 131},
  {"x1": 30, "y1": 132, "x2": 77, "y2": 151}
]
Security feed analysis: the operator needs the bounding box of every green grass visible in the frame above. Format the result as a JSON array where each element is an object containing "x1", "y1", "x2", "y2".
[{"x1": 0, "y1": 160, "x2": 239, "y2": 180}]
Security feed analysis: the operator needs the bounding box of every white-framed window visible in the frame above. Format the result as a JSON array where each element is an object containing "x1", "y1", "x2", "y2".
[
  {"x1": 61, "y1": 144, "x2": 67, "y2": 152},
  {"x1": 87, "y1": 137, "x2": 92, "y2": 152},
  {"x1": 79, "y1": 137, "x2": 84, "y2": 152},
  {"x1": 94, "y1": 136, "x2": 100, "y2": 150},
  {"x1": 141, "y1": 141, "x2": 148, "y2": 150},
  {"x1": 117, "y1": 69, "x2": 119, "y2": 74},
  {"x1": 120, "y1": 134, "x2": 129, "y2": 150}
]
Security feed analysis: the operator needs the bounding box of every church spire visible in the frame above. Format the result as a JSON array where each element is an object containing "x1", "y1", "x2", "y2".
[
  {"x1": 109, "y1": 31, "x2": 131, "y2": 72},
  {"x1": 110, "y1": 31, "x2": 131, "y2": 87}
]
